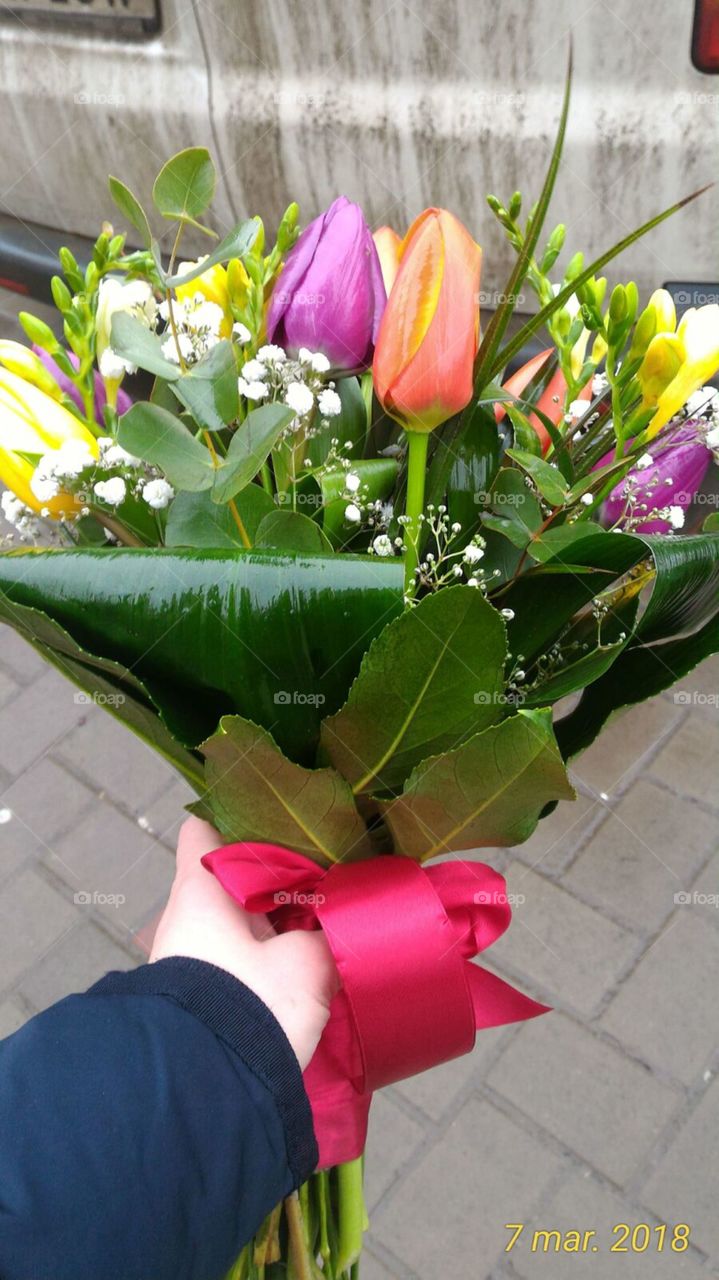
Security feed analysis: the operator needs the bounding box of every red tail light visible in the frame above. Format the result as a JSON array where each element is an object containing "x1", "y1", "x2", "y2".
[{"x1": 692, "y1": 0, "x2": 719, "y2": 71}]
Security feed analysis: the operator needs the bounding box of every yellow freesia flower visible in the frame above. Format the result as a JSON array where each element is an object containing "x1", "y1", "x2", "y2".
[
  {"x1": 643, "y1": 304, "x2": 719, "y2": 439},
  {"x1": 0, "y1": 341, "x2": 64, "y2": 399},
  {"x1": 0, "y1": 368, "x2": 98, "y2": 516},
  {"x1": 176, "y1": 257, "x2": 236, "y2": 338}
]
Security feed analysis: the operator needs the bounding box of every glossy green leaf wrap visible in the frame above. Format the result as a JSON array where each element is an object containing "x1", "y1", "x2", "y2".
[{"x1": 0, "y1": 548, "x2": 404, "y2": 765}]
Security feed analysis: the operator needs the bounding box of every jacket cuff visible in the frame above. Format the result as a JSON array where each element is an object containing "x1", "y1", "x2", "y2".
[{"x1": 90, "y1": 956, "x2": 318, "y2": 1184}]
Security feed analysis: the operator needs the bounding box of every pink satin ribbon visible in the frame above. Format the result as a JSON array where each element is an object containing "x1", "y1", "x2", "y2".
[{"x1": 203, "y1": 844, "x2": 548, "y2": 1166}]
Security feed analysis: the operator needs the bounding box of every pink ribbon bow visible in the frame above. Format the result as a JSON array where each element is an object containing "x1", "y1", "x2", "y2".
[{"x1": 203, "y1": 844, "x2": 548, "y2": 1167}]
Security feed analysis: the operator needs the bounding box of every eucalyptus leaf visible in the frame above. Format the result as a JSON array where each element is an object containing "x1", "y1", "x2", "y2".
[
  {"x1": 200, "y1": 716, "x2": 373, "y2": 865},
  {"x1": 152, "y1": 147, "x2": 216, "y2": 223},
  {"x1": 165, "y1": 220, "x2": 260, "y2": 287},
  {"x1": 165, "y1": 485, "x2": 274, "y2": 548},
  {"x1": 255, "y1": 510, "x2": 333, "y2": 553},
  {"x1": 118, "y1": 402, "x2": 215, "y2": 492},
  {"x1": 212, "y1": 403, "x2": 294, "y2": 503},
  {"x1": 321, "y1": 585, "x2": 506, "y2": 795},
  {"x1": 171, "y1": 340, "x2": 239, "y2": 431},
  {"x1": 380, "y1": 708, "x2": 575, "y2": 860},
  {"x1": 108, "y1": 176, "x2": 152, "y2": 248},
  {"x1": 110, "y1": 312, "x2": 180, "y2": 381}
]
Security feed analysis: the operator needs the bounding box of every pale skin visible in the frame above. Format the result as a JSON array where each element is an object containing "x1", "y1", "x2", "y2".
[{"x1": 151, "y1": 817, "x2": 338, "y2": 1070}]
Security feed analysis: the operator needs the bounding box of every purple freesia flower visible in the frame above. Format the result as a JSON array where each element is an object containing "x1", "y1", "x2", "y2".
[
  {"x1": 33, "y1": 346, "x2": 132, "y2": 425},
  {"x1": 600, "y1": 423, "x2": 712, "y2": 533},
  {"x1": 266, "y1": 196, "x2": 386, "y2": 370}
]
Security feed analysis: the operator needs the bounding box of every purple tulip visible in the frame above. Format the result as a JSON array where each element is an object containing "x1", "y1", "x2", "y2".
[
  {"x1": 266, "y1": 196, "x2": 386, "y2": 370},
  {"x1": 600, "y1": 423, "x2": 711, "y2": 533},
  {"x1": 33, "y1": 346, "x2": 132, "y2": 424}
]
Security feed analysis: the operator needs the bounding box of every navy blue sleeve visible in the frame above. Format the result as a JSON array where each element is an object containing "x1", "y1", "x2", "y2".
[{"x1": 0, "y1": 957, "x2": 318, "y2": 1280}]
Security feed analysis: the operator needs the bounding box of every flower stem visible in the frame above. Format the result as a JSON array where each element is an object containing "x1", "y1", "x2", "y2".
[
  {"x1": 204, "y1": 430, "x2": 252, "y2": 548},
  {"x1": 403, "y1": 429, "x2": 429, "y2": 597},
  {"x1": 336, "y1": 1158, "x2": 366, "y2": 1276},
  {"x1": 285, "y1": 1191, "x2": 313, "y2": 1280}
]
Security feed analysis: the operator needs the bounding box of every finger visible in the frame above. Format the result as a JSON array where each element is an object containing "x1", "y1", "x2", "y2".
[{"x1": 176, "y1": 815, "x2": 222, "y2": 868}]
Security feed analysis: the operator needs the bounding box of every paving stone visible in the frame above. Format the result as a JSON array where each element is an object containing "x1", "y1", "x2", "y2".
[
  {"x1": 0, "y1": 669, "x2": 85, "y2": 776},
  {"x1": 600, "y1": 913, "x2": 719, "y2": 1086},
  {"x1": 649, "y1": 715, "x2": 719, "y2": 807},
  {"x1": 371, "y1": 1097, "x2": 563, "y2": 1274},
  {"x1": 0, "y1": 998, "x2": 28, "y2": 1038},
  {"x1": 511, "y1": 791, "x2": 600, "y2": 876},
  {"x1": 489, "y1": 866, "x2": 637, "y2": 1016},
  {"x1": 0, "y1": 627, "x2": 46, "y2": 684},
  {"x1": 45, "y1": 804, "x2": 176, "y2": 935},
  {"x1": 487, "y1": 1015, "x2": 679, "y2": 1185},
  {"x1": 571, "y1": 698, "x2": 681, "y2": 797},
  {"x1": 685, "y1": 857, "x2": 719, "y2": 926},
  {"x1": 0, "y1": 758, "x2": 95, "y2": 882},
  {"x1": 18, "y1": 921, "x2": 137, "y2": 1011},
  {"x1": 140, "y1": 776, "x2": 198, "y2": 847},
  {"x1": 54, "y1": 705, "x2": 179, "y2": 810},
  {"x1": 394, "y1": 1026, "x2": 513, "y2": 1120},
  {"x1": 0, "y1": 868, "x2": 77, "y2": 994},
  {"x1": 510, "y1": 1168, "x2": 709, "y2": 1278},
  {"x1": 357, "y1": 1250, "x2": 400, "y2": 1280},
  {"x1": 364, "y1": 1091, "x2": 427, "y2": 1210},
  {"x1": 641, "y1": 1082, "x2": 719, "y2": 1259},
  {"x1": 0, "y1": 668, "x2": 19, "y2": 709},
  {"x1": 565, "y1": 781, "x2": 717, "y2": 932}
]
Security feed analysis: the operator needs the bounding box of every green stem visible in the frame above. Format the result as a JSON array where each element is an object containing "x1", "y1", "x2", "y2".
[
  {"x1": 403, "y1": 429, "x2": 430, "y2": 597},
  {"x1": 260, "y1": 460, "x2": 274, "y2": 497},
  {"x1": 336, "y1": 1158, "x2": 366, "y2": 1276}
]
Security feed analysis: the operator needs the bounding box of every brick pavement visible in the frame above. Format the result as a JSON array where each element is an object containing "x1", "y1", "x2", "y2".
[{"x1": 0, "y1": 296, "x2": 717, "y2": 1278}]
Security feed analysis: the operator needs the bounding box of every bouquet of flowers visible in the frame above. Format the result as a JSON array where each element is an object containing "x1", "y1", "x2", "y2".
[{"x1": 0, "y1": 60, "x2": 718, "y2": 1279}]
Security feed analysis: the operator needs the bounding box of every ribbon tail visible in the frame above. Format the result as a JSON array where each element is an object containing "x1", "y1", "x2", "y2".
[{"x1": 466, "y1": 963, "x2": 550, "y2": 1029}]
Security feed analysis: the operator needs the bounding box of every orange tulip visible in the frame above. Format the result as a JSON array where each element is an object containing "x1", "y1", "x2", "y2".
[
  {"x1": 373, "y1": 226, "x2": 402, "y2": 294},
  {"x1": 496, "y1": 348, "x2": 590, "y2": 454},
  {"x1": 372, "y1": 208, "x2": 482, "y2": 433}
]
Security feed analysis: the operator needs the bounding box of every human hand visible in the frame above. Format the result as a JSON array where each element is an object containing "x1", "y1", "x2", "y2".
[{"x1": 150, "y1": 816, "x2": 338, "y2": 1070}]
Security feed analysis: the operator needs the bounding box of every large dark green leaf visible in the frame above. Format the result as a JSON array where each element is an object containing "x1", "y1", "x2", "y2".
[
  {"x1": 321, "y1": 586, "x2": 506, "y2": 795},
  {"x1": 200, "y1": 716, "x2": 373, "y2": 865},
  {"x1": 446, "y1": 402, "x2": 511, "y2": 545},
  {"x1": 555, "y1": 534, "x2": 719, "y2": 756},
  {"x1": 0, "y1": 548, "x2": 404, "y2": 765},
  {"x1": 0, "y1": 590, "x2": 204, "y2": 788},
  {"x1": 380, "y1": 708, "x2": 574, "y2": 860}
]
